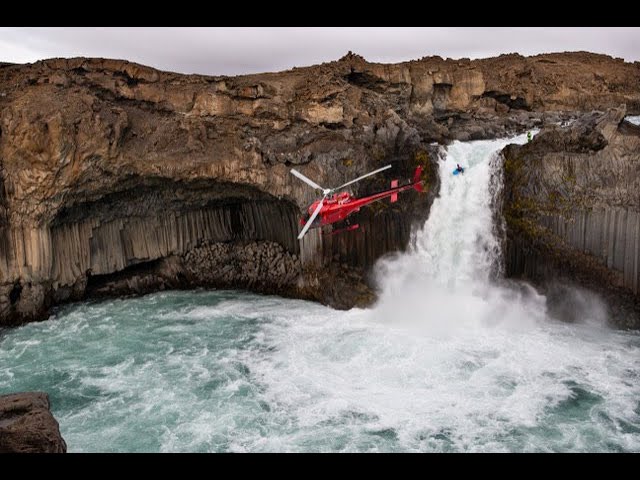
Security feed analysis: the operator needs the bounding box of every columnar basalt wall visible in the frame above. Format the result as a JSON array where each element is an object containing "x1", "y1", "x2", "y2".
[
  {"x1": 1, "y1": 52, "x2": 639, "y2": 325},
  {"x1": 502, "y1": 108, "x2": 640, "y2": 328}
]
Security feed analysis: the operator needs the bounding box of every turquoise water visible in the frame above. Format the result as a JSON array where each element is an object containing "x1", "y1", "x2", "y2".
[{"x1": 1, "y1": 289, "x2": 639, "y2": 452}]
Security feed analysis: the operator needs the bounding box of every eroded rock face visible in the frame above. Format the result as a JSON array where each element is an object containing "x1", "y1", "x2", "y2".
[
  {"x1": 0, "y1": 52, "x2": 639, "y2": 324},
  {"x1": 502, "y1": 107, "x2": 640, "y2": 328},
  {"x1": 0, "y1": 392, "x2": 67, "y2": 453}
]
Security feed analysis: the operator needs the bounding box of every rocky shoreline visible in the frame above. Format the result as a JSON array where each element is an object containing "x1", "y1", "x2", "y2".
[{"x1": 0, "y1": 392, "x2": 67, "y2": 453}]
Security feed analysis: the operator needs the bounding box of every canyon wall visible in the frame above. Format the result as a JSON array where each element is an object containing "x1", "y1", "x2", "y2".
[
  {"x1": 502, "y1": 108, "x2": 640, "y2": 328},
  {"x1": 1, "y1": 52, "x2": 639, "y2": 324}
]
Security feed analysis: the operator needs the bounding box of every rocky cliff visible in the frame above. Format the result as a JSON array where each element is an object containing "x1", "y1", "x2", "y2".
[
  {"x1": 502, "y1": 107, "x2": 640, "y2": 328},
  {"x1": 0, "y1": 392, "x2": 67, "y2": 453},
  {"x1": 1, "y1": 52, "x2": 639, "y2": 325}
]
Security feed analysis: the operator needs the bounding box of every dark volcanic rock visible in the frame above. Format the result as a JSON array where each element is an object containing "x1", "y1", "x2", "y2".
[
  {"x1": 0, "y1": 52, "x2": 639, "y2": 325},
  {"x1": 502, "y1": 107, "x2": 640, "y2": 328},
  {"x1": 0, "y1": 392, "x2": 67, "y2": 453}
]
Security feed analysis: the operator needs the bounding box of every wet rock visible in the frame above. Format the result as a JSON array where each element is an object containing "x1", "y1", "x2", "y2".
[
  {"x1": 502, "y1": 106, "x2": 640, "y2": 328},
  {"x1": 0, "y1": 392, "x2": 67, "y2": 453}
]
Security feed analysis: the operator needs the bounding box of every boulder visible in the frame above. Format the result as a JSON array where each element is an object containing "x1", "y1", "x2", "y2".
[{"x1": 0, "y1": 392, "x2": 67, "y2": 453}]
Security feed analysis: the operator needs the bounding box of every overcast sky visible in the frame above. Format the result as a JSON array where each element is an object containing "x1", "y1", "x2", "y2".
[{"x1": 1, "y1": 27, "x2": 638, "y2": 76}]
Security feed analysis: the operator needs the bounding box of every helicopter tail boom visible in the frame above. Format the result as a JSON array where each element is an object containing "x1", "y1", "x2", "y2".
[{"x1": 390, "y1": 180, "x2": 399, "y2": 203}]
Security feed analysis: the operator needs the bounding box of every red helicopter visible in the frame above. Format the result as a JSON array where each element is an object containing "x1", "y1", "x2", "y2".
[{"x1": 291, "y1": 164, "x2": 424, "y2": 239}]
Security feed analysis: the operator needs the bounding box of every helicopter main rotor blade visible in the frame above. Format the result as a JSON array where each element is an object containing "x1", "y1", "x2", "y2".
[
  {"x1": 291, "y1": 169, "x2": 325, "y2": 192},
  {"x1": 297, "y1": 196, "x2": 326, "y2": 240},
  {"x1": 333, "y1": 164, "x2": 392, "y2": 192}
]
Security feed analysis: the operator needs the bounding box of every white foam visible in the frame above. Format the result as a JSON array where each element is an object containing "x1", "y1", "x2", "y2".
[
  {"x1": 626, "y1": 115, "x2": 640, "y2": 126},
  {"x1": 237, "y1": 133, "x2": 640, "y2": 452}
]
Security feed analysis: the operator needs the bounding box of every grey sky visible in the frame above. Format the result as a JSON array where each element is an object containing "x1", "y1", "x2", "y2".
[{"x1": 1, "y1": 27, "x2": 639, "y2": 76}]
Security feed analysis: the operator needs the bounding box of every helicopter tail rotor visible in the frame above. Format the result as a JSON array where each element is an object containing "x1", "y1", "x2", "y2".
[{"x1": 412, "y1": 166, "x2": 423, "y2": 192}]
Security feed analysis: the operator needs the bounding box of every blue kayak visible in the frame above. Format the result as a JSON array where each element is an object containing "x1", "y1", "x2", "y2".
[{"x1": 453, "y1": 168, "x2": 464, "y2": 175}]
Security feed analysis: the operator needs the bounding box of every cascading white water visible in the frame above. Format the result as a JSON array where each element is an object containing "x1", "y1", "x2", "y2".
[
  {"x1": 388, "y1": 139, "x2": 513, "y2": 283},
  {"x1": 1, "y1": 133, "x2": 639, "y2": 452},
  {"x1": 411, "y1": 138, "x2": 510, "y2": 283},
  {"x1": 371, "y1": 133, "x2": 555, "y2": 332}
]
